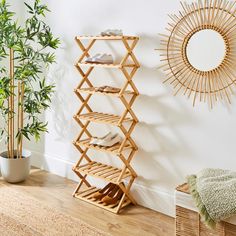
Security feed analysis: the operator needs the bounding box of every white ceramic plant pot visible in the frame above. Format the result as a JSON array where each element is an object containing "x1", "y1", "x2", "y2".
[{"x1": 0, "y1": 149, "x2": 31, "y2": 183}]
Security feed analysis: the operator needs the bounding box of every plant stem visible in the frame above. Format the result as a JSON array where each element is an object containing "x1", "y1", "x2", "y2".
[
  {"x1": 19, "y1": 82, "x2": 24, "y2": 159},
  {"x1": 7, "y1": 113, "x2": 10, "y2": 158},
  {"x1": 9, "y1": 48, "x2": 14, "y2": 159},
  {"x1": 17, "y1": 81, "x2": 20, "y2": 159},
  {"x1": 11, "y1": 49, "x2": 14, "y2": 157}
]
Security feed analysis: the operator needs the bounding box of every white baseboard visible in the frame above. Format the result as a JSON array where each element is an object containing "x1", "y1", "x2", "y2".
[{"x1": 31, "y1": 151, "x2": 175, "y2": 217}]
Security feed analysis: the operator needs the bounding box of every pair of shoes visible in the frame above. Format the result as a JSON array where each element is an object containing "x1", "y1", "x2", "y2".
[
  {"x1": 101, "y1": 29, "x2": 123, "y2": 36},
  {"x1": 102, "y1": 184, "x2": 124, "y2": 205},
  {"x1": 92, "y1": 183, "x2": 114, "y2": 200},
  {"x1": 92, "y1": 183, "x2": 124, "y2": 205},
  {"x1": 95, "y1": 86, "x2": 120, "y2": 93},
  {"x1": 89, "y1": 132, "x2": 122, "y2": 147},
  {"x1": 85, "y1": 53, "x2": 113, "y2": 64},
  {"x1": 89, "y1": 132, "x2": 111, "y2": 145}
]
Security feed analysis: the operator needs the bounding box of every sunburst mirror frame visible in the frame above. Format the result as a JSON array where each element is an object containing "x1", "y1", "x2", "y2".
[{"x1": 159, "y1": 0, "x2": 236, "y2": 108}]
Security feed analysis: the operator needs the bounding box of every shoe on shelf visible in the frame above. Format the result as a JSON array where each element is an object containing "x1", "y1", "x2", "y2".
[
  {"x1": 97, "y1": 133, "x2": 122, "y2": 147},
  {"x1": 85, "y1": 53, "x2": 113, "y2": 64},
  {"x1": 95, "y1": 85, "x2": 120, "y2": 94},
  {"x1": 95, "y1": 54, "x2": 113, "y2": 64},
  {"x1": 85, "y1": 53, "x2": 101, "y2": 63},
  {"x1": 95, "y1": 85, "x2": 107, "y2": 92},
  {"x1": 89, "y1": 132, "x2": 112, "y2": 145},
  {"x1": 103, "y1": 86, "x2": 120, "y2": 93},
  {"x1": 101, "y1": 29, "x2": 123, "y2": 36},
  {"x1": 102, "y1": 185, "x2": 124, "y2": 205},
  {"x1": 92, "y1": 183, "x2": 116, "y2": 200}
]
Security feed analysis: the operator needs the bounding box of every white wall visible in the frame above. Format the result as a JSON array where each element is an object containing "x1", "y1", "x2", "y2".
[{"x1": 12, "y1": 0, "x2": 236, "y2": 216}]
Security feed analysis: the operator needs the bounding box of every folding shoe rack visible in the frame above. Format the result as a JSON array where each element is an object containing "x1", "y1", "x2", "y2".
[{"x1": 72, "y1": 35, "x2": 140, "y2": 214}]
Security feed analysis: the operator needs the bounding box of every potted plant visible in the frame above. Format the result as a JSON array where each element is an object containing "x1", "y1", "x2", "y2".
[{"x1": 0, "y1": 0, "x2": 59, "y2": 183}]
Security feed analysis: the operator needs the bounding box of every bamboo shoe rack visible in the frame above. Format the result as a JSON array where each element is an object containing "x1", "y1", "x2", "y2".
[{"x1": 72, "y1": 35, "x2": 140, "y2": 214}]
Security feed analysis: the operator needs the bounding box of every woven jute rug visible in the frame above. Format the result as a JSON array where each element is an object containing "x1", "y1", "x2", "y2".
[{"x1": 0, "y1": 184, "x2": 108, "y2": 236}]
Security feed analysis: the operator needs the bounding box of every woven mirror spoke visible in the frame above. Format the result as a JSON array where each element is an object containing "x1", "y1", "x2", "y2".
[{"x1": 159, "y1": 0, "x2": 236, "y2": 107}]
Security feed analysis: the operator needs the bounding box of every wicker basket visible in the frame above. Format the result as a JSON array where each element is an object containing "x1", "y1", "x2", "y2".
[{"x1": 176, "y1": 184, "x2": 236, "y2": 236}]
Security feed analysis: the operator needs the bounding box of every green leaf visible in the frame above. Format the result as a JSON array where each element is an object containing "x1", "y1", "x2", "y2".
[
  {"x1": 24, "y1": 2, "x2": 33, "y2": 13},
  {"x1": 0, "y1": 0, "x2": 59, "y2": 145}
]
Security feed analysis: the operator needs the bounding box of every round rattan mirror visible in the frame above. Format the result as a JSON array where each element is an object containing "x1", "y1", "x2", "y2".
[
  {"x1": 159, "y1": 0, "x2": 236, "y2": 108},
  {"x1": 186, "y1": 29, "x2": 226, "y2": 72}
]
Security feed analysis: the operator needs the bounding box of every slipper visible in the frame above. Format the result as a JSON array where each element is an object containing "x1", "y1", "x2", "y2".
[
  {"x1": 89, "y1": 132, "x2": 112, "y2": 145},
  {"x1": 102, "y1": 185, "x2": 124, "y2": 205},
  {"x1": 92, "y1": 183, "x2": 116, "y2": 200},
  {"x1": 95, "y1": 86, "x2": 120, "y2": 93},
  {"x1": 97, "y1": 133, "x2": 121, "y2": 147},
  {"x1": 103, "y1": 86, "x2": 120, "y2": 93},
  {"x1": 95, "y1": 86, "x2": 107, "y2": 92},
  {"x1": 94, "y1": 54, "x2": 113, "y2": 64},
  {"x1": 85, "y1": 54, "x2": 113, "y2": 64},
  {"x1": 85, "y1": 53, "x2": 101, "y2": 63}
]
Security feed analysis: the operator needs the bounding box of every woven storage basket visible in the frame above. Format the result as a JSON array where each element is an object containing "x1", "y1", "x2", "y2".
[{"x1": 176, "y1": 184, "x2": 236, "y2": 236}]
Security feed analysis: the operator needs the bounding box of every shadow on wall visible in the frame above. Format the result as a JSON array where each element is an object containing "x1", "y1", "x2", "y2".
[
  {"x1": 131, "y1": 33, "x2": 196, "y2": 191},
  {"x1": 48, "y1": 37, "x2": 79, "y2": 143},
  {"x1": 39, "y1": 41, "x2": 80, "y2": 178},
  {"x1": 43, "y1": 33, "x2": 197, "y2": 195}
]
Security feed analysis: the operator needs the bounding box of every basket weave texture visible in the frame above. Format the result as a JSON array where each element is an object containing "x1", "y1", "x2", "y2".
[{"x1": 176, "y1": 184, "x2": 236, "y2": 236}]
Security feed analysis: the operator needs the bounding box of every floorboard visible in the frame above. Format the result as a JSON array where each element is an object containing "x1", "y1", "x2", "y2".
[{"x1": 0, "y1": 168, "x2": 175, "y2": 236}]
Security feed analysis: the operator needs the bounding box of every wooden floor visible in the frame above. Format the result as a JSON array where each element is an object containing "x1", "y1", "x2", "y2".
[{"x1": 1, "y1": 168, "x2": 175, "y2": 236}]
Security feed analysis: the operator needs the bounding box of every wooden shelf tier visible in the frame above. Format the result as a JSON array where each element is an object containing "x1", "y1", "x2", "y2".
[
  {"x1": 75, "y1": 87, "x2": 136, "y2": 97},
  {"x1": 76, "y1": 62, "x2": 120, "y2": 68},
  {"x1": 75, "y1": 112, "x2": 134, "y2": 126},
  {"x1": 75, "y1": 35, "x2": 139, "y2": 40},
  {"x1": 73, "y1": 186, "x2": 131, "y2": 213},
  {"x1": 73, "y1": 161, "x2": 132, "y2": 183},
  {"x1": 74, "y1": 139, "x2": 134, "y2": 154},
  {"x1": 76, "y1": 62, "x2": 138, "y2": 69}
]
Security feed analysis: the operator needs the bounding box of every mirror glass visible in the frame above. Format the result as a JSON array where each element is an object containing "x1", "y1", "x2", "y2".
[{"x1": 186, "y1": 29, "x2": 226, "y2": 72}]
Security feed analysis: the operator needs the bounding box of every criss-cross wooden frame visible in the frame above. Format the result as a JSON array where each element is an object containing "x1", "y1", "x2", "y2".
[
  {"x1": 72, "y1": 35, "x2": 140, "y2": 214},
  {"x1": 159, "y1": 0, "x2": 236, "y2": 108}
]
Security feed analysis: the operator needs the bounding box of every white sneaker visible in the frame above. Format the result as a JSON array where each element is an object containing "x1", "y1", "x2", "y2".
[
  {"x1": 109, "y1": 29, "x2": 123, "y2": 36},
  {"x1": 97, "y1": 133, "x2": 122, "y2": 147},
  {"x1": 95, "y1": 54, "x2": 113, "y2": 64},
  {"x1": 101, "y1": 29, "x2": 123, "y2": 36},
  {"x1": 85, "y1": 53, "x2": 113, "y2": 64},
  {"x1": 89, "y1": 132, "x2": 112, "y2": 145},
  {"x1": 101, "y1": 29, "x2": 111, "y2": 36},
  {"x1": 85, "y1": 53, "x2": 101, "y2": 63}
]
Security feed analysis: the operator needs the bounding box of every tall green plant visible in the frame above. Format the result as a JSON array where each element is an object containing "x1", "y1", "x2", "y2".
[{"x1": 0, "y1": 0, "x2": 60, "y2": 158}]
